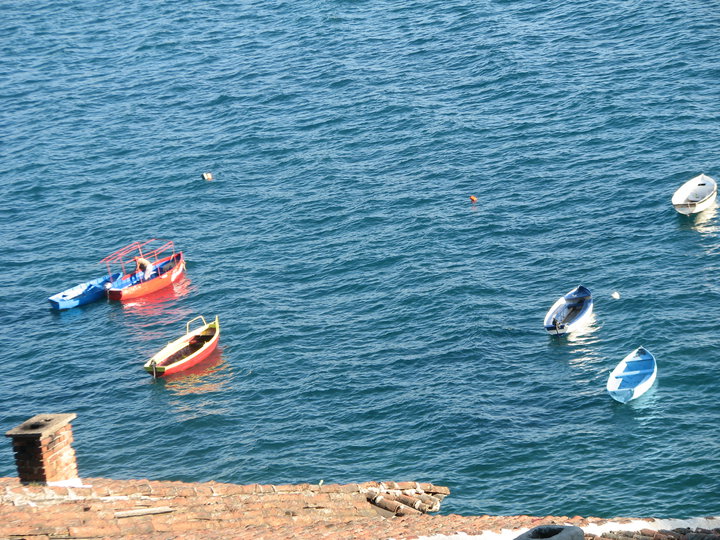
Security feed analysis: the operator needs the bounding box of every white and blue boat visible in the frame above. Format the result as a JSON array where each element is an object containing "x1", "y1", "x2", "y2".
[
  {"x1": 606, "y1": 346, "x2": 657, "y2": 403},
  {"x1": 48, "y1": 272, "x2": 121, "y2": 310},
  {"x1": 543, "y1": 285, "x2": 593, "y2": 335}
]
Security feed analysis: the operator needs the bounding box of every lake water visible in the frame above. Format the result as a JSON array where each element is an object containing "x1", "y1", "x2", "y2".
[{"x1": 2, "y1": 0, "x2": 719, "y2": 518}]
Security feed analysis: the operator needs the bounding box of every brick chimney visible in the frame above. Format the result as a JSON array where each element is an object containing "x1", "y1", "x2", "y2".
[{"x1": 5, "y1": 413, "x2": 81, "y2": 486}]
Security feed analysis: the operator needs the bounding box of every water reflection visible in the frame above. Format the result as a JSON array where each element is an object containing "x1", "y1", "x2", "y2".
[
  {"x1": 108, "y1": 278, "x2": 197, "y2": 342},
  {"x1": 675, "y1": 205, "x2": 720, "y2": 258},
  {"x1": 159, "y1": 347, "x2": 231, "y2": 395},
  {"x1": 546, "y1": 314, "x2": 600, "y2": 348},
  {"x1": 676, "y1": 204, "x2": 718, "y2": 235},
  {"x1": 150, "y1": 347, "x2": 234, "y2": 420},
  {"x1": 48, "y1": 298, "x2": 107, "y2": 322},
  {"x1": 564, "y1": 314, "x2": 600, "y2": 344},
  {"x1": 48, "y1": 277, "x2": 195, "y2": 329},
  {"x1": 608, "y1": 382, "x2": 660, "y2": 427},
  {"x1": 120, "y1": 277, "x2": 195, "y2": 319},
  {"x1": 546, "y1": 315, "x2": 605, "y2": 380}
]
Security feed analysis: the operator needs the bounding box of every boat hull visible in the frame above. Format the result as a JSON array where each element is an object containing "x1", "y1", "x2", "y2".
[
  {"x1": 107, "y1": 253, "x2": 185, "y2": 301},
  {"x1": 144, "y1": 316, "x2": 220, "y2": 377},
  {"x1": 673, "y1": 195, "x2": 716, "y2": 215},
  {"x1": 672, "y1": 174, "x2": 717, "y2": 215},
  {"x1": 48, "y1": 273, "x2": 121, "y2": 310},
  {"x1": 543, "y1": 285, "x2": 593, "y2": 335},
  {"x1": 607, "y1": 347, "x2": 657, "y2": 403}
]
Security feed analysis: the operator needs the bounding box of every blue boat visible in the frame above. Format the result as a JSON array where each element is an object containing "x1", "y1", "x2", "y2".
[
  {"x1": 606, "y1": 346, "x2": 657, "y2": 403},
  {"x1": 543, "y1": 285, "x2": 593, "y2": 335},
  {"x1": 48, "y1": 272, "x2": 121, "y2": 310}
]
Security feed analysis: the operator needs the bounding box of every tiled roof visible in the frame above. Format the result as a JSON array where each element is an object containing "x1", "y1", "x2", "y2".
[
  {"x1": 1, "y1": 476, "x2": 718, "y2": 540},
  {"x1": 0, "y1": 476, "x2": 449, "y2": 539}
]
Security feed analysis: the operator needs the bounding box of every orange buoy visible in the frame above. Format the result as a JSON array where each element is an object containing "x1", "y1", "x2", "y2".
[
  {"x1": 202, "y1": 172, "x2": 213, "y2": 181},
  {"x1": 469, "y1": 195, "x2": 478, "y2": 203}
]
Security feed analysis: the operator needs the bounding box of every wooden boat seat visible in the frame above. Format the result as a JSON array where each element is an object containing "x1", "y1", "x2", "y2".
[
  {"x1": 189, "y1": 333, "x2": 214, "y2": 345},
  {"x1": 616, "y1": 369, "x2": 654, "y2": 377}
]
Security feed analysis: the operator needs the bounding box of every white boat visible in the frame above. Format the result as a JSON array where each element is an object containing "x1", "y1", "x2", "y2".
[
  {"x1": 606, "y1": 346, "x2": 657, "y2": 403},
  {"x1": 671, "y1": 173, "x2": 717, "y2": 215},
  {"x1": 543, "y1": 285, "x2": 593, "y2": 336}
]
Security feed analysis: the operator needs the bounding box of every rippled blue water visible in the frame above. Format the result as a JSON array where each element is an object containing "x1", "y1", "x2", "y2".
[{"x1": 2, "y1": 0, "x2": 719, "y2": 519}]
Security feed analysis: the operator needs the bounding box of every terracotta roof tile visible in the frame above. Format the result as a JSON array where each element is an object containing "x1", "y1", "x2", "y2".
[
  {"x1": 0, "y1": 476, "x2": 453, "y2": 538},
  {"x1": 2, "y1": 477, "x2": 719, "y2": 539}
]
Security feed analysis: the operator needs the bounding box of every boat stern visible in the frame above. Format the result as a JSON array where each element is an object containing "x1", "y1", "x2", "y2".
[
  {"x1": 544, "y1": 324, "x2": 567, "y2": 335},
  {"x1": 673, "y1": 203, "x2": 695, "y2": 215},
  {"x1": 47, "y1": 296, "x2": 73, "y2": 311},
  {"x1": 144, "y1": 359, "x2": 166, "y2": 378},
  {"x1": 107, "y1": 288, "x2": 124, "y2": 301},
  {"x1": 608, "y1": 388, "x2": 634, "y2": 404}
]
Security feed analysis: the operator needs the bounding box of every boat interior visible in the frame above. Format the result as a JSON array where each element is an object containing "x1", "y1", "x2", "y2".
[
  {"x1": 615, "y1": 358, "x2": 654, "y2": 388},
  {"x1": 158, "y1": 330, "x2": 216, "y2": 367},
  {"x1": 114, "y1": 253, "x2": 181, "y2": 287},
  {"x1": 156, "y1": 253, "x2": 182, "y2": 275},
  {"x1": 557, "y1": 302, "x2": 583, "y2": 324},
  {"x1": 688, "y1": 188, "x2": 711, "y2": 202},
  {"x1": 681, "y1": 178, "x2": 715, "y2": 203}
]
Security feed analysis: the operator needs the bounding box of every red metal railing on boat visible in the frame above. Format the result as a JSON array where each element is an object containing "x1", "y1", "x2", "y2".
[{"x1": 101, "y1": 239, "x2": 176, "y2": 277}]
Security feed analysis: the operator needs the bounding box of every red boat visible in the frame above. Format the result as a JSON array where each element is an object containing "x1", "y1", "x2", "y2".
[
  {"x1": 144, "y1": 316, "x2": 221, "y2": 378},
  {"x1": 103, "y1": 240, "x2": 186, "y2": 301}
]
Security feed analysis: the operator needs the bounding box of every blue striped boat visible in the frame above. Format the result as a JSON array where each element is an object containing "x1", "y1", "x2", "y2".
[{"x1": 606, "y1": 346, "x2": 657, "y2": 403}]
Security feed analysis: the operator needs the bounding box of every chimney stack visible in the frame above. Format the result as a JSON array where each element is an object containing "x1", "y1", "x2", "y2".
[{"x1": 5, "y1": 413, "x2": 81, "y2": 486}]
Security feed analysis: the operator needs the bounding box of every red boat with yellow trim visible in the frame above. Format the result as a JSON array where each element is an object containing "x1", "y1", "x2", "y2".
[
  {"x1": 144, "y1": 315, "x2": 220, "y2": 378},
  {"x1": 103, "y1": 240, "x2": 186, "y2": 301}
]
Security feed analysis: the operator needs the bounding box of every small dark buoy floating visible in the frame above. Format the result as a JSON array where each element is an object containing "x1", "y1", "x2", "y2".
[{"x1": 202, "y1": 172, "x2": 213, "y2": 181}]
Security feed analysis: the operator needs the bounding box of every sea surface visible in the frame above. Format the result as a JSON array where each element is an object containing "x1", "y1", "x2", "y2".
[{"x1": 1, "y1": 0, "x2": 719, "y2": 519}]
